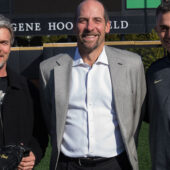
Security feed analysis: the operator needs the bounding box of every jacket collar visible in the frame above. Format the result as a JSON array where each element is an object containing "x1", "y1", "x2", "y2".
[{"x1": 6, "y1": 67, "x2": 24, "y2": 89}]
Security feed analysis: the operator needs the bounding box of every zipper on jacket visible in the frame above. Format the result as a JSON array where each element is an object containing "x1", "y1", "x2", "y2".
[{"x1": 0, "y1": 90, "x2": 5, "y2": 145}]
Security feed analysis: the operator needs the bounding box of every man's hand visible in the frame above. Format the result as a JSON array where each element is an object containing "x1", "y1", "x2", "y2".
[{"x1": 17, "y1": 151, "x2": 35, "y2": 170}]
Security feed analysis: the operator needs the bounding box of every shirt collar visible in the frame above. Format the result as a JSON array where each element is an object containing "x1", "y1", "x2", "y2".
[
  {"x1": 72, "y1": 46, "x2": 108, "y2": 66},
  {"x1": 72, "y1": 48, "x2": 84, "y2": 66}
]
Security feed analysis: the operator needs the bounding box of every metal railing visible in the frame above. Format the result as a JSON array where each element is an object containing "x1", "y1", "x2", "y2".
[{"x1": 11, "y1": 40, "x2": 162, "y2": 51}]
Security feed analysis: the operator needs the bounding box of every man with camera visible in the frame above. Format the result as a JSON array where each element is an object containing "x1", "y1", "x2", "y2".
[{"x1": 0, "y1": 14, "x2": 48, "y2": 170}]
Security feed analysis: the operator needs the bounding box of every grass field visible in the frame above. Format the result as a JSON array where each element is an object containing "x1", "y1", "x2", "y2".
[{"x1": 35, "y1": 122, "x2": 151, "y2": 170}]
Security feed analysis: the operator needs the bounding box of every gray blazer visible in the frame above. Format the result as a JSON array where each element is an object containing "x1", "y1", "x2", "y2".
[{"x1": 39, "y1": 46, "x2": 146, "y2": 170}]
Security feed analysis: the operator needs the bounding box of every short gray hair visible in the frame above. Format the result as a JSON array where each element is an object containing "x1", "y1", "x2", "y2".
[{"x1": 0, "y1": 15, "x2": 14, "y2": 45}]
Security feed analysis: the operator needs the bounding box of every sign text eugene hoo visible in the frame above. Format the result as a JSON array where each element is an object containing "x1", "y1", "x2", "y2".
[{"x1": 11, "y1": 16, "x2": 149, "y2": 35}]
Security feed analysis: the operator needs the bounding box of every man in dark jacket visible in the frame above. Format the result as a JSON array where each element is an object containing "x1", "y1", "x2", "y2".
[
  {"x1": 0, "y1": 14, "x2": 48, "y2": 169},
  {"x1": 145, "y1": 1, "x2": 170, "y2": 170}
]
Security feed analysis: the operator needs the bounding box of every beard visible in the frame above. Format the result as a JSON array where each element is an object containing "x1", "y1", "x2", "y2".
[
  {"x1": 78, "y1": 33, "x2": 100, "y2": 54},
  {"x1": 0, "y1": 60, "x2": 6, "y2": 69},
  {"x1": 79, "y1": 39, "x2": 99, "y2": 53}
]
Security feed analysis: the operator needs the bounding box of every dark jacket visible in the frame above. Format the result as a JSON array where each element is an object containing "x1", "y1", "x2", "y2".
[
  {"x1": 146, "y1": 55, "x2": 170, "y2": 170},
  {"x1": 0, "y1": 67, "x2": 48, "y2": 165}
]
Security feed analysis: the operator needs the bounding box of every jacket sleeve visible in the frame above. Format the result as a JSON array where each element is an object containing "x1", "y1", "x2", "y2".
[
  {"x1": 39, "y1": 62, "x2": 52, "y2": 133},
  {"x1": 134, "y1": 57, "x2": 147, "y2": 145},
  {"x1": 27, "y1": 80, "x2": 49, "y2": 165}
]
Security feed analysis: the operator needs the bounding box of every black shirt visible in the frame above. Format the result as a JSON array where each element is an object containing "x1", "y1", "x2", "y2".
[{"x1": 0, "y1": 77, "x2": 7, "y2": 145}]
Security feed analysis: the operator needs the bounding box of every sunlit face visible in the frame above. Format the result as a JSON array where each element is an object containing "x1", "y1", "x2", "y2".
[
  {"x1": 0, "y1": 28, "x2": 11, "y2": 70},
  {"x1": 156, "y1": 11, "x2": 170, "y2": 53},
  {"x1": 75, "y1": 0, "x2": 110, "y2": 54}
]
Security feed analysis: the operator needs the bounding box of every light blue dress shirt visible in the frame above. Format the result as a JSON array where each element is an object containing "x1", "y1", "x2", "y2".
[{"x1": 61, "y1": 47, "x2": 125, "y2": 158}]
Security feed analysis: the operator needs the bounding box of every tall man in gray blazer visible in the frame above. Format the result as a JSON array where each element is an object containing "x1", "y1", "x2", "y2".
[{"x1": 40, "y1": 0, "x2": 146, "y2": 170}]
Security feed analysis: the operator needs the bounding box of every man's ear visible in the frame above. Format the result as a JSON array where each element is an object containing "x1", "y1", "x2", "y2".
[{"x1": 105, "y1": 21, "x2": 110, "y2": 33}]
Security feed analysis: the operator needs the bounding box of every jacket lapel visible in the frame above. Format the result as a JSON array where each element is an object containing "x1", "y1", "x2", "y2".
[
  {"x1": 53, "y1": 55, "x2": 73, "y2": 149},
  {"x1": 106, "y1": 46, "x2": 128, "y2": 135}
]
